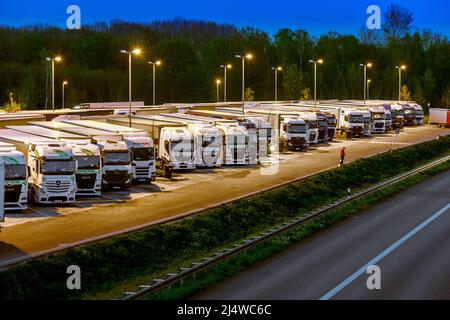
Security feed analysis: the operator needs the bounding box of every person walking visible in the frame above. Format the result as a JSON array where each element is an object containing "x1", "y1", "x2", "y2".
[{"x1": 339, "y1": 147, "x2": 346, "y2": 167}]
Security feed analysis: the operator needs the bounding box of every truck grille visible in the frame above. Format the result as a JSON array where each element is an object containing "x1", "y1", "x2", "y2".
[
  {"x1": 291, "y1": 137, "x2": 306, "y2": 148},
  {"x1": 309, "y1": 132, "x2": 317, "y2": 142},
  {"x1": 44, "y1": 180, "x2": 72, "y2": 194},
  {"x1": 104, "y1": 170, "x2": 130, "y2": 184},
  {"x1": 375, "y1": 123, "x2": 384, "y2": 128},
  {"x1": 76, "y1": 173, "x2": 97, "y2": 190},
  {"x1": 134, "y1": 167, "x2": 150, "y2": 177},
  {"x1": 5, "y1": 184, "x2": 22, "y2": 203}
]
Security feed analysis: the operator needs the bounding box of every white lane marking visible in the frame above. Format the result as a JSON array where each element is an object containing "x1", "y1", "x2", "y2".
[{"x1": 320, "y1": 202, "x2": 450, "y2": 300}]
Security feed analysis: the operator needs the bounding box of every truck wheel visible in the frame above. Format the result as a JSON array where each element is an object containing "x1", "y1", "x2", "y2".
[{"x1": 164, "y1": 165, "x2": 173, "y2": 179}]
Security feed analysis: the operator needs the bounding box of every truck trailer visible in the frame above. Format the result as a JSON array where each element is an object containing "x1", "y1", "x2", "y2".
[
  {"x1": 0, "y1": 141, "x2": 28, "y2": 210},
  {"x1": 429, "y1": 108, "x2": 450, "y2": 127},
  {"x1": 0, "y1": 129, "x2": 77, "y2": 205},
  {"x1": 8, "y1": 125, "x2": 102, "y2": 196}
]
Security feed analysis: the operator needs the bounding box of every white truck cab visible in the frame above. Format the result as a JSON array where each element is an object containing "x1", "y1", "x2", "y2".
[
  {"x1": 187, "y1": 124, "x2": 223, "y2": 168},
  {"x1": 411, "y1": 104, "x2": 425, "y2": 125},
  {"x1": 159, "y1": 127, "x2": 196, "y2": 170},
  {"x1": 0, "y1": 130, "x2": 77, "y2": 205},
  {"x1": 368, "y1": 107, "x2": 387, "y2": 134},
  {"x1": 215, "y1": 124, "x2": 249, "y2": 165},
  {"x1": 0, "y1": 142, "x2": 28, "y2": 211}
]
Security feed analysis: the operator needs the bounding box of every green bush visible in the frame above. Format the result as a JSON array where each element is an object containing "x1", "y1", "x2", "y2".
[{"x1": 1, "y1": 136, "x2": 450, "y2": 300}]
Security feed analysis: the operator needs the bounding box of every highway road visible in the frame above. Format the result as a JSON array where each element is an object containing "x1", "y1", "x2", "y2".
[
  {"x1": 0, "y1": 126, "x2": 449, "y2": 269},
  {"x1": 194, "y1": 169, "x2": 450, "y2": 300}
]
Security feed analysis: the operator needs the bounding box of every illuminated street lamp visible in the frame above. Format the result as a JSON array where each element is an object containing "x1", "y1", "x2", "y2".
[
  {"x1": 309, "y1": 59, "x2": 323, "y2": 107},
  {"x1": 46, "y1": 56, "x2": 62, "y2": 112},
  {"x1": 216, "y1": 79, "x2": 222, "y2": 102},
  {"x1": 271, "y1": 66, "x2": 282, "y2": 101},
  {"x1": 148, "y1": 60, "x2": 162, "y2": 106},
  {"x1": 121, "y1": 48, "x2": 141, "y2": 127},
  {"x1": 395, "y1": 65, "x2": 407, "y2": 101},
  {"x1": 62, "y1": 81, "x2": 68, "y2": 109},
  {"x1": 235, "y1": 53, "x2": 253, "y2": 111},
  {"x1": 360, "y1": 62, "x2": 373, "y2": 103},
  {"x1": 220, "y1": 64, "x2": 232, "y2": 102}
]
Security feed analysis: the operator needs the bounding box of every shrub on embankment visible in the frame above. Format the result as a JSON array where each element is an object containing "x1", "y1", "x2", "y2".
[{"x1": 1, "y1": 136, "x2": 450, "y2": 300}]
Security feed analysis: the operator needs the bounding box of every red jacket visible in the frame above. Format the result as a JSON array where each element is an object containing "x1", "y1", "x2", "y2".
[{"x1": 340, "y1": 149, "x2": 346, "y2": 158}]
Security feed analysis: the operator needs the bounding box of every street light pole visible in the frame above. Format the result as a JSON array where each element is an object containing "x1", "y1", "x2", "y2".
[
  {"x1": 46, "y1": 56, "x2": 62, "y2": 112},
  {"x1": 309, "y1": 59, "x2": 323, "y2": 107},
  {"x1": 272, "y1": 66, "x2": 282, "y2": 101},
  {"x1": 220, "y1": 64, "x2": 232, "y2": 102},
  {"x1": 367, "y1": 79, "x2": 371, "y2": 101},
  {"x1": 121, "y1": 48, "x2": 141, "y2": 127},
  {"x1": 216, "y1": 79, "x2": 221, "y2": 102},
  {"x1": 235, "y1": 54, "x2": 253, "y2": 113},
  {"x1": 360, "y1": 63, "x2": 372, "y2": 104},
  {"x1": 396, "y1": 65, "x2": 406, "y2": 101},
  {"x1": 148, "y1": 60, "x2": 162, "y2": 106},
  {"x1": 62, "y1": 81, "x2": 68, "y2": 109}
]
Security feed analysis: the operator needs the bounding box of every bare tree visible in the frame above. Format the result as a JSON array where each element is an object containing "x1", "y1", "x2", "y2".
[{"x1": 383, "y1": 4, "x2": 414, "y2": 41}]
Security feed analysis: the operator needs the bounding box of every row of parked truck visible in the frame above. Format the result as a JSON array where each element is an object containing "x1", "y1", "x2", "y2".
[{"x1": 0, "y1": 100, "x2": 424, "y2": 212}]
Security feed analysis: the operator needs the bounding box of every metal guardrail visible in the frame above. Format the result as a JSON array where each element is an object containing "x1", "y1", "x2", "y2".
[{"x1": 120, "y1": 154, "x2": 450, "y2": 300}]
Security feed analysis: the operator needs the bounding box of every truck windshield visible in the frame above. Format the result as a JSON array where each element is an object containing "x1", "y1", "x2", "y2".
[
  {"x1": 288, "y1": 124, "x2": 306, "y2": 134},
  {"x1": 308, "y1": 121, "x2": 318, "y2": 129},
  {"x1": 386, "y1": 114, "x2": 392, "y2": 120},
  {"x1": 319, "y1": 121, "x2": 328, "y2": 127},
  {"x1": 327, "y1": 118, "x2": 337, "y2": 126},
  {"x1": 76, "y1": 156, "x2": 101, "y2": 170},
  {"x1": 5, "y1": 164, "x2": 27, "y2": 180},
  {"x1": 372, "y1": 113, "x2": 385, "y2": 120},
  {"x1": 363, "y1": 117, "x2": 371, "y2": 124},
  {"x1": 103, "y1": 152, "x2": 131, "y2": 165},
  {"x1": 349, "y1": 115, "x2": 364, "y2": 123},
  {"x1": 202, "y1": 136, "x2": 221, "y2": 148},
  {"x1": 172, "y1": 140, "x2": 194, "y2": 152},
  {"x1": 132, "y1": 147, "x2": 154, "y2": 161},
  {"x1": 42, "y1": 160, "x2": 76, "y2": 175}
]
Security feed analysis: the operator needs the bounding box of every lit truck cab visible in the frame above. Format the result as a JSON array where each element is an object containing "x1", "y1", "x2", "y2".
[
  {"x1": 401, "y1": 105, "x2": 417, "y2": 126},
  {"x1": 96, "y1": 139, "x2": 132, "y2": 190},
  {"x1": 0, "y1": 130, "x2": 76, "y2": 205},
  {"x1": 122, "y1": 133, "x2": 156, "y2": 183},
  {"x1": 314, "y1": 112, "x2": 329, "y2": 143},
  {"x1": 214, "y1": 124, "x2": 249, "y2": 165},
  {"x1": 323, "y1": 112, "x2": 337, "y2": 141},
  {"x1": 368, "y1": 107, "x2": 387, "y2": 134},
  {"x1": 384, "y1": 109, "x2": 393, "y2": 132},
  {"x1": 187, "y1": 124, "x2": 223, "y2": 168},
  {"x1": 298, "y1": 112, "x2": 319, "y2": 145},
  {"x1": 0, "y1": 142, "x2": 28, "y2": 211},
  {"x1": 64, "y1": 140, "x2": 102, "y2": 196},
  {"x1": 359, "y1": 110, "x2": 372, "y2": 137},
  {"x1": 412, "y1": 104, "x2": 425, "y2": 125},
  {"x1": 159, "y1": 127, "x2": 196, "y2": 170},
  {"x1": 384, "y1": 105, "x2": 404, "y2": 130},
  {"x1": 339, "y1": 109, "x2": 364, "y2": 138}
]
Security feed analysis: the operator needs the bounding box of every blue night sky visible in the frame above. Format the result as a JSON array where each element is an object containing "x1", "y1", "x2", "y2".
[{"x1": 1, "y1": 0, "x2": 449, "y2": 36}]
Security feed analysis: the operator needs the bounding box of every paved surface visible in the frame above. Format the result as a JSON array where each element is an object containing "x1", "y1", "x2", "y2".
[
  {"x1": 194, "y1": 170, "x2": 450, "y2": 300},
  {"x1": 0, "y1": 126, "x2": 449, "y2": 268}
]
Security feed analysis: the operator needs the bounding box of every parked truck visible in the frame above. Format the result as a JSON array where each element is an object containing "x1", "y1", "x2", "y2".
[
  {"x1": 30, "y1": 122, "x2": 132, "y2": 190},
  {"x1": 0, "y1": 142, "x2": 28, "y2": 210},
  {"x1": 136, "y1": 115, "x2": 223, "y2": 168},
  {"x1": 0, "y1": 129, "x2": 77, "y2": 205},
  {"x1": 106, "y1": 117, "x2": 196, "y2": 174},
  {"x1": 0, "y1": 159, "x2": 4, "y2": 222},
  {"x1": 8, "y1": 125, "x2": 102, "y2": 196},
  {"x1": 185, "y1": 109, "x2": 272, "y2": 158},
  {"x1": 367, "y1": 107, "x2": 387, "y2": 134},
  {"x1": 161, "y1": 113, "x2": 256, "y2": 165},
  {"x1": 239, "y1": 108, "x2": 308, "y2": 151},
  {"x1": 61, "y1": 120, "x2": 156, "y2": 183},
  {"x1": 311, "y1": 106, "x2": 364, "y2": 138},
  {"x1": 429, "y1": 108, "x2": 450, "y2": 128}
]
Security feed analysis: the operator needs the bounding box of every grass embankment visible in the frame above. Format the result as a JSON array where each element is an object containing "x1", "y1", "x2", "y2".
[{"x1": 0, "y1": 136, "x2": 449, "y2": 300}]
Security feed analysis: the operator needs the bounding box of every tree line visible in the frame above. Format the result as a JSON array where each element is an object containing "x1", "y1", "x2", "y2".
[{"x1": 0, "y1": 4, "x2": 449, "y2": 111}]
